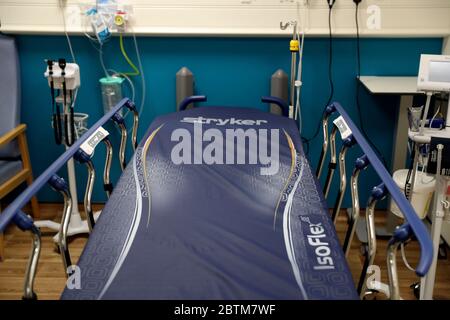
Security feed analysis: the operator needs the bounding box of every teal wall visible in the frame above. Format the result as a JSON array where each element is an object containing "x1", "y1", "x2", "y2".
[{"x1": 14, "y1": 35, "x2": 443, "y2": 206}]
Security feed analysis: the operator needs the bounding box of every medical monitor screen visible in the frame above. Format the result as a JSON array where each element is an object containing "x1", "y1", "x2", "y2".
[{"x1": 429, "y1": 61, "x2": 450, "y2": 83}]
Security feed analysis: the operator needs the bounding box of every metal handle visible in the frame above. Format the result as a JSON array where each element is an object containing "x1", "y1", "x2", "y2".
[
  {"x1": 331, "y1": 135, "x2": 355, "y2": 224},
  {"x1": 343, "y1": 154, "x2": 370, "y2": 257},
  {"x1": 131, "y1": 109, "x2": 139, "y2": 151},
  {"x1": 48, "y1": 174, "x2": 73, "y2": 275},
  {"x1": 102, "y1": 137, "x2": 114, "y2": 198},
  {"x1": 111, "y1": 100, "x2": 140, "y2": 170},
  {"x1": 74, "y1": 149, "x2": 96, "y2": 232},
  {"x1": 124, "y1": 100, "x2": 139, "y2": 151},
  {"x1": 387, "y1": 224, "x2": 412, "y2": 300},
  {"x1": 84, "y1": 160, "x2": 96, "y2": 231},
  {"x1": 12, "y1": 211, "x2": 41, "y2": 300},
  {"x1": 358, "y1": 183, "x2": 387, "y2": 298},
  {"x1": 323, "y1": 125, "x2": 338, "y2": 198},
  {"x1": 112, "y1": 112, "x2": 128, "y2": 171},
  {"x1": 178, "y1": 95, "x2": 207, "y2": 111},
  {"x1": 317, "y1": 104, "x2": 337, "y2": 178},
  {"x1": 23, "y1": 226, "x2": 41, "y2": 300}
]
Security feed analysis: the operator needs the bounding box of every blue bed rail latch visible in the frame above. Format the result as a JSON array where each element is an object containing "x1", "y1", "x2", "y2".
[
  {"x1": 12, "y1": 210, "x2": 35, "y2": 232},
  {"x1": 390, "y1": 223, "x2": 413, "y2": 245},
  {"x1": 325, "y1": 104, "x2": 336, "y2": 116},
  {"x1": 74, "y1": 148, "x2": 91, "y2": 164},
  {"x1": 261, "y1": 96, "x2": 289, "y2": 117},
  {"x1": 125, "y1": 100, "x2": 137, "y2": 112},
  {"x1": 48, "y1": 174, "x2": 69, "y2": 193},
  {"x1": 355, "y1": 154, "x2": 370, "y2": 170},
  {"x1": 343, "y1": 135, "x2": 357, "y2": 148},
  {"x1": 179, "y1": 95, "x2": 207, "y2": 111},
  {"x1": 111, "y1": 112, "x2": 125, "y2": 125},
  {"x1": 371, "y1": 183, "x2": 387, "y2": 201}
]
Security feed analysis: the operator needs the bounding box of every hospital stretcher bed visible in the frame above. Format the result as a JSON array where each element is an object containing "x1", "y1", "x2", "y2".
[{"x1": 0, "y1": 97, "x2": 433, "y2": 300}]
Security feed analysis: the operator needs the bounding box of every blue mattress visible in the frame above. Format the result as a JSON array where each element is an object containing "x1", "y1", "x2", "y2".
[{"x1": 61, "y1": 107, "x2": 358, "y2": 300}]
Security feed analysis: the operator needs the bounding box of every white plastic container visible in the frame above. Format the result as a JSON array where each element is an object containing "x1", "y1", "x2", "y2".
[
  {"x1": 74, "y1": 113, "x2": 89, "y2": 139},
  {"x1": 99, "y1": 76, "x2": 124, "y2": 115},
  {"x1": 390, "y1": 169, "x2": 435, "y2": 220}
]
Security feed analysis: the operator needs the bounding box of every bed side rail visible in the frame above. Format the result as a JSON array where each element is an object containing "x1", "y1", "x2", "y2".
[
  {"x1": 318, "y1": 102, "x2": 433, "y2": 299},
  {"x1": 0, "y1": 98, "x2": 138, "y2": 299}
]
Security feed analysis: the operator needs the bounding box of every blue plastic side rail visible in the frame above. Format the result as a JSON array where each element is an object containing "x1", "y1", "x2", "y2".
[
  {"x1": 0, "y1": 98, "x2": 135, "y2": 232},
  {"x1": 329, "y1": 102, "x2": 433, "y2": 277},
  {"x1": 179, "y1": 95, "x2": 207, "y2": 111}
]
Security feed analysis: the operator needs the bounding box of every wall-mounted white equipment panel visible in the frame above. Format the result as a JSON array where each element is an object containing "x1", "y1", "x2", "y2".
[{"x1": 0, "y1": 0, "x2": 449, "y2": 37}]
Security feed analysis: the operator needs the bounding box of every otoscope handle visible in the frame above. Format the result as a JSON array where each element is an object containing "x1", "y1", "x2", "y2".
[
  {"x1": 58, "y1": 58, "x2": 66, "y2": 74},
  {"x1": 53, "y1": 114, "x2": 62, "y2": 145},
  {"x1": 64, "y1": 114, "x2": 73, "y2": 147}
]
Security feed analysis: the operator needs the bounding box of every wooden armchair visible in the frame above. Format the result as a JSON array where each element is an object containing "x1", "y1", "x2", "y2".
[
  {"x1": 0, "y1": 34, "x2": 39, "y2": 261},
  {"x1": 0, "y1": 124, "x2": 39, "y2": 260}
]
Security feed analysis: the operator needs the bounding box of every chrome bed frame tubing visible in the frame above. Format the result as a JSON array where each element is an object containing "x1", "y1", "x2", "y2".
[
  {"x1": 75, "y1": 135, "x2": 115, "y2": 231},
  {"x1": 84, "y1": 160, "x2": 96, "y2": 231},
  {"x1": 113, "y1": 109, "x2": 139, "y2": 172},
  {"x1": 358, "y1": 183, "x2": 387, "y2": 298},
  {"x1": 117, "y1": 122, "x2": 128, "y2": 171},
  {"x1": 343, "y1": 155, "x2": 369, "y2": 257},
  {"x1": 131, "y1": 109, "x2": 139, "y2": 151},
  {"x1": 406, "y1": 143, "x2": 421, "y2": 199},
  {"x1": 58, "y1": 183, "x2": 73, "y2": 274},
  {"x1": 387, "y1": 237, "x2": 402, "y2": 300},
  {"x1": 23, "y1": 225, "x2": 41, "y2": 300},
  {"x1": 358, "y1": 195, "x2": 379, "y2": 297},
  {"x1": 331, "y1": 137, "x2": 355, "y2": 224},
  {"x1": 103, "y1": 138, "x2": 114, "y2": 198},
  {"x1": 316, "y1": 113, "x2": 331, "y2": 178},
  {"x1": 323, "y1": 126, "x2": 337, "y2": 198}
]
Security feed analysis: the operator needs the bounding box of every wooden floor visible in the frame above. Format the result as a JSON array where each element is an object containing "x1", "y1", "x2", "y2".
[{"x1": 0, "y1": 204, "x2": 449, "y2": 300}]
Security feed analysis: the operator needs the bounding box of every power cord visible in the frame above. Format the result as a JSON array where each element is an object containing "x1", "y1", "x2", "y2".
[
  {"x1": 302, "y1": 0, "x2": 335, "y2": 154},
  {"x1": 59, "y1": 0, "x2": 77, "y2": 64},
  {"x1": 354, "y1": 0, "x2": 388, "y2": 167}
]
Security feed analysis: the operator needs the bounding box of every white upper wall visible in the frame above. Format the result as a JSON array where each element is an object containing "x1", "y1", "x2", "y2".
[{"x1": 1, "y1": 0, "x2": 449, "y2": 37}]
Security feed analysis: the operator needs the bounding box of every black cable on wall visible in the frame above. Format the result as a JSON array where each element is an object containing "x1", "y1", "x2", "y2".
[
  {"x1": 354, "y1": 0, "x2": 388, "y2": 167},
  {"x1": 302, "y1": 0, "x2": 336, "y2": 154}
]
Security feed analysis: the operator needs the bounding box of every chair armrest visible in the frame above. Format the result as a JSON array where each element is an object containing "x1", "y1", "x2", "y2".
[{"x1": 0, "y1": 124, "x2": 27, "y2": 147}]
